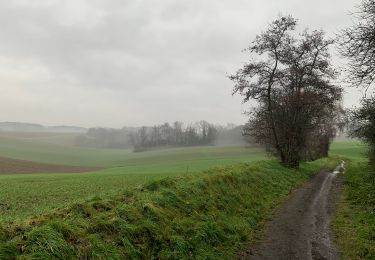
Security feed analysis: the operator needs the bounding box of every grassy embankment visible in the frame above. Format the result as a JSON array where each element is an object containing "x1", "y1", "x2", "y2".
[
  {"x1": 332, "y1": 144, "x2": 375, "y2": 260},
  {"x1": 0, "y1": 158, "x2": 338, "y2": 259}
]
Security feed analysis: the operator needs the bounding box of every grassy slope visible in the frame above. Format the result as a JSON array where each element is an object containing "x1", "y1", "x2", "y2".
[
  {"x1": 0, "y1": 132, "x2": 80, "y2": 146},
  {"x1": 329, "y1": 141, "x2": 368, "y2": 160},
  {"x1": 0, "y1": 136, "x2": 362, "y2": 168},
  {"x1": 0, "y1": 138, "x2": 370, "y2": 258},
  {"x1": 0, "y1": 136, "x2": 133, "y2": 167},
  {"x1": 0, "y1": 140, "x2": 360, "y2": 222},
  {"x1": 0, "y1": 159, "x2": 336, "y2": 259},
  {"x1": 0, "y1": 171, "x2": 181, "y2": 221},
  {"x1": 329, "y1": 141, "x2": 375, "y2": 259},
  {"x1": 0, "y1": 136, "x2": 265, "y2": 167},
  {"x1": 0, "y1": 136, "x2": 356, "y2": 168},
  {"x1": 0, "y1": 145, "x2": 265, "y2": 221},
  {"x1": 333, "y1": 161, "x2": 375, "y2": 260}
]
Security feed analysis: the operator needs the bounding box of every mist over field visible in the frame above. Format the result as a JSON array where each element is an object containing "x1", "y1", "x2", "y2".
[
  {"x1": 0, "y1": 1, "x2": 373, "y2": 259},
  {"x1": 0, "y1": 121, "x2": 249, "y2": 151}
]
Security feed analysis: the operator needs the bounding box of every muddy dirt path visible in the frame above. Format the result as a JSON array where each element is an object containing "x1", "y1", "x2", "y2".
[{"x1": 240, "y1": 162, "x2": 345, "y2": 260}]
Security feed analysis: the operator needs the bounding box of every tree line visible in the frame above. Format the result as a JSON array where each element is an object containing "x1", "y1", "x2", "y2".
[
  {"x1": 130, "y1": 121, "x2": 217, "y2": 152},
  {"x1": 76, "y1": 121, "x2": 248, "y2": 151}
]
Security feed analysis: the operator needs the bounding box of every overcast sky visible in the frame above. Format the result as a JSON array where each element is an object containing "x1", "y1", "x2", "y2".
[{"x1": 0, "y1": 0, "x2": 363, "y2": 128}]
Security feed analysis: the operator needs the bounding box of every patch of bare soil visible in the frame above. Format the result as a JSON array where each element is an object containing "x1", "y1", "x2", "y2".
[
  {"x1": 239, "y1": 165, "x2": 344, "y2": 260},
  {"x1": 0, "y1": 157, "x2": 101, "y2": 175}
]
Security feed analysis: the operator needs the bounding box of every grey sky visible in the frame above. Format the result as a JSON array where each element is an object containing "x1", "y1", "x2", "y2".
[{"x1": 0, "y1": 0, "x2": 362, "y2": 127}]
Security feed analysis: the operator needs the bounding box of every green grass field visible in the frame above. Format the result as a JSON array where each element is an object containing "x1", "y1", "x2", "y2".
[
  {"x1": 0, "y1": 136, "x2": 266, "y2": 221},
  {"x1": 0, "y1": 136, "x2": 265, "y2": 167},
  {"x1": 0, "y1": 137, "x2": 366, "y2": 221},
  {"x1": 0, "y1": 132, "x2": 80, "y2": 146},
  {"x1": 0, "y1": 160, "x2": 335, "y2": 259},
  {"x1": 0, "y1": 136, "x2": 371, "y2": 258},
  {"x1": 329, "y1": 141, "x2": 368, "y2": 160}
]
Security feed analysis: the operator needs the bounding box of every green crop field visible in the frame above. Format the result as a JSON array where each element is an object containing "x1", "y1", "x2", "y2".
[
  {"x1": 0, "y1": 136, "x2": 371, "y2": 259},
  {"x1": 0, "y1": 136, "x2": 266, "y2": 167},
  {"x1": 329, "y1": 141, "x2": 368, "y2": 160},
  {"x1": 0, "y1": 136, "x2": 266, "y2": 221},
  {"x1": 0, "y1": 138, "x2": 366, "y2": 222},
  {"x1": 0, "y1": 132, "x2": 80, "y2": 146}
]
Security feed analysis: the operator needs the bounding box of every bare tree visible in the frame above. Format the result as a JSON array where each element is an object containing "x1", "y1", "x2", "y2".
[
  {"x1": 303, "y1": 104, "x2": 347, "y2": 160},
  {"x1": 339, "y1": 0, "x2": 375, "y2": 87},
  {"x1": 230, "y1": 16, "x2": 342, "y2": 168},
  {"x1": 173, "y1": 121, "x2": 184, "y2": 145}
]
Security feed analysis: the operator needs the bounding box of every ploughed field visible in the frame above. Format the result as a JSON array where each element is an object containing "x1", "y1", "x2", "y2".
[
  {"x1": 0, "y1": 157, "x2": 100, "y2": 175},
  {"x1": 0, "y1": 135, "x2": 365, "y2": 222}
]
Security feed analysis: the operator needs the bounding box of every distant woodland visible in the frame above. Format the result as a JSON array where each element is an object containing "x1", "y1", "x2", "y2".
[{"x1": 76, "y1": 121, "x2": 248, "y2": 151}]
